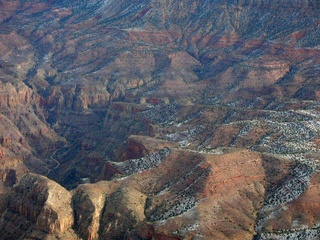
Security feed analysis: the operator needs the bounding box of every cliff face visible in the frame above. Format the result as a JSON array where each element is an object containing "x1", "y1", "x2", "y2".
[
  {"x1": 0, "y1": 0, "x2": 320, "y2": 239},
  {"x1": 0, "y1": 30, "x2": 65, "y2": 190},
  {"x1": 1, "y1": 137, "x2": 319, "y2": 239},
  {"x1": 0, "y1": 173, "x2": 77, "y2": 239}
]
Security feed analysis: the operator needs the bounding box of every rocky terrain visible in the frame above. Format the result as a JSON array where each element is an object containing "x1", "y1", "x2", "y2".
[{"x1": 0, "y1": 0, "x2": 320, "y2": 239}]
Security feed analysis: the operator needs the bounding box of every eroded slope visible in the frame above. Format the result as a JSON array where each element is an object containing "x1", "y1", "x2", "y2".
[{"x1": 0, "y1": 0, "x2": 319, "y2": 239}]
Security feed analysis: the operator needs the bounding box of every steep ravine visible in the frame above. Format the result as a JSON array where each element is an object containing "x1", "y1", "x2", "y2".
[
  {"x1": 1, "y1": 136, "x2": 319, "y2": 239},
  {"x1": 0, "y1": 0, "x2": 319, "y2": 239}
]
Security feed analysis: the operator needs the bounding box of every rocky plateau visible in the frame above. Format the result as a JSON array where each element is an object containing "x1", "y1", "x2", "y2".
[{"x1": 0, "y1": 0, "x2": 320, "y2": 239}]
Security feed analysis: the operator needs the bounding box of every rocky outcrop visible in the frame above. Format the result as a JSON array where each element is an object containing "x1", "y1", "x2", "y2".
[
  {"x1": 1, "y1": 136, "x2": 320, "y2": 239},
  {"x1": 0, "y1": 0, "x2": 319, "y2": 239},
  {"x1": 0, "y1": 30, "x2": 65, "y2": 182},
  {"x1": 99, "y1": 187, "x2": 147, "y2": 239},
  {"x1": 72, "y1": 182, "x2": 111, "y2": 240},
  {"x1": 0, "y1": 0, "x2": 319, "y2": 185},
  {"x1": 45, "y1": 83, "x2": 111, "y2": 112},
  {"x1": 0, "y1": 173, "x2": 76, "y2": 239}
]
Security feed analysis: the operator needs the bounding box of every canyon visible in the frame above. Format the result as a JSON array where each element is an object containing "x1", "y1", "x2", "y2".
[{"x1": 0, "y1": 0, "x2": 320, "y2": 239}]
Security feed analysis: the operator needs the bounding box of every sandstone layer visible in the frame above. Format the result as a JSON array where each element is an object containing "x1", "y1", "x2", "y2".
[{"x1": 0, "y1": 0, "x2": 319, "y2": 239}]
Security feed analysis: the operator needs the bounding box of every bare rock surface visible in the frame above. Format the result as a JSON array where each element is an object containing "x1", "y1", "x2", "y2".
[
  {"x1": 0, "y1": 173, "x2": 77, "y2": 239},
  {"x1": 0, "y1": 0, "x2": 319, "y2": 239}
]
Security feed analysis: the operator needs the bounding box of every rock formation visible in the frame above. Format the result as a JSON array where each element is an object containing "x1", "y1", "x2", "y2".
[
  {"x1": 0, "y1": 0, "x2": 319, "y2": 239},
  {"x1": 0, "y1": 173, "x2": 77, "y2": 239},
  {"x1": 1, "y1": 136, "x2": 319, "y2": 239}
]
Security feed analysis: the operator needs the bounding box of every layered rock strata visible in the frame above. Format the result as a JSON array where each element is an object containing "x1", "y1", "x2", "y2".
[
  {"x1": 0, "y1": 173, "x2": 77, "y2": 239},
  {"x1": 0, "y1": 0, "x2": 319, "y2": 239}
]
